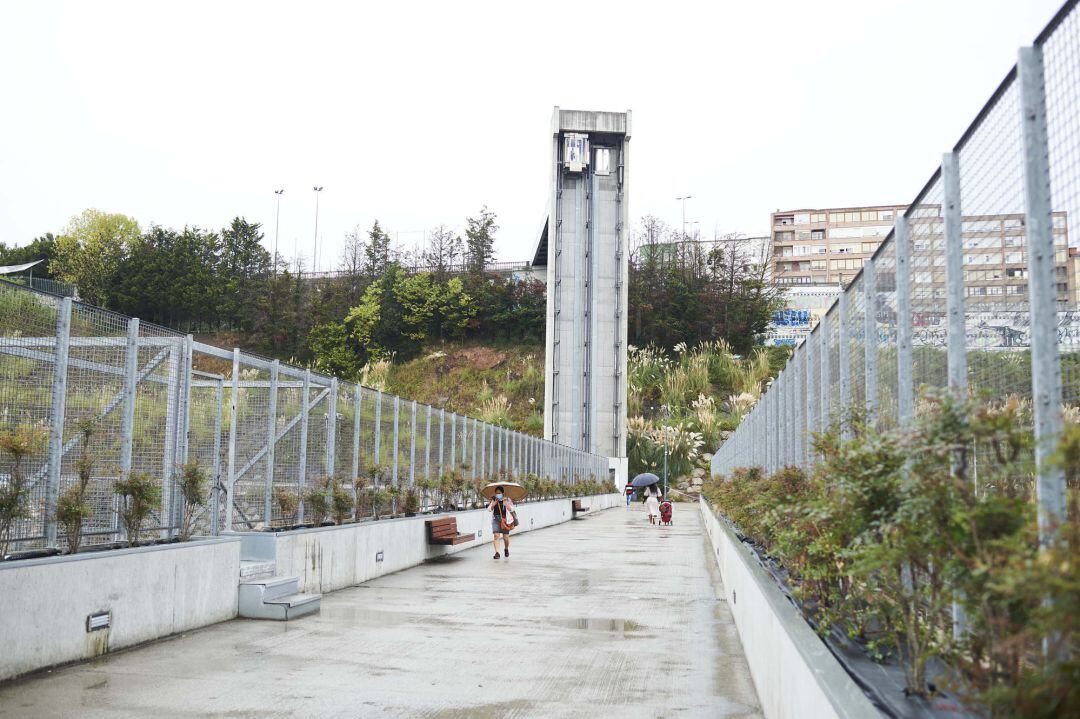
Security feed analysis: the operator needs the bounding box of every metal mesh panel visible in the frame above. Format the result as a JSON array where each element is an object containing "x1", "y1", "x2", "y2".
[
  {"x1": 0, "y1": 286, "x2": 59, "y2": 547},
  {"x1": 875, "y1": 240, "x2": 899, "y2": 430},
  {"x1": 909, "y1": 182, "x2": 949, "y2": 397},
  {"x1": 848, "y1": 275, "x2": 866, "y2": 414},
  {"x1": 956, "y1": 79, "x2": 1033, "y2": 402},
  {"x1": 1044, "y1": 7, "x2": 1080, "y2": 411}
]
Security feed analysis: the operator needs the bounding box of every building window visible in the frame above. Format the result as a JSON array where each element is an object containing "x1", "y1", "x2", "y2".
[
  {"x1": 775, "y1": 215, "x2": 794, "y2": 226},
  {"x1": 594, "y1": 147, "x2": 611, "y2": 175},
  {"x1": 811, "y1": 229, "x2": 825, "y2": 240}
]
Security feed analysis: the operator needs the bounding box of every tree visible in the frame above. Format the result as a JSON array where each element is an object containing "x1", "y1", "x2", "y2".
[
  {"x1": 463, "y1": 206, "x2": 497, "y2": 276},
  {"x1": 363, "y1": 220, "x2": 393, "y2": 283},
  {"x1": 218, "y1": 218, "x2": 271, "y2": 332},
  {"x1": 422, "y1": 225, "x2": 463, "y2": 283},
  {"x1": 347, "y1": 263, "x2": 413, "y2": 360},
  {"x1": 51, "y1": 209, "x2": 141, "y2": 305}
]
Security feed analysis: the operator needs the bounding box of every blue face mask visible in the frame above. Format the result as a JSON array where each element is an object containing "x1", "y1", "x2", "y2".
[{"x1": 495, "y1": 493, "x2": 504, "y2": 500}]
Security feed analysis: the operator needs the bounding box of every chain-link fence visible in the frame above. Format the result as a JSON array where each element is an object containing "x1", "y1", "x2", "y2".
[
  {"x1": 0, "y1": 281, "x2": 610, "y2": 551},
  {"x1": 713, "y1": 0, "x2": 1080, "y2": 546}
]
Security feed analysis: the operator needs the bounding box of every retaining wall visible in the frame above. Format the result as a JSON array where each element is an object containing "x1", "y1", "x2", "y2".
[
  {"x1": 243, "y1": 493, "x2": 623, "y2": 594},
  {"x1": 699, "y1": 499, "x2": 879, "y2": 719},
  {"x1": 0, "y1": 494, "x2": 620, "y2": 682},
  {"x1": 0, "y1": 537, "x2": 241, "y2": 682}
]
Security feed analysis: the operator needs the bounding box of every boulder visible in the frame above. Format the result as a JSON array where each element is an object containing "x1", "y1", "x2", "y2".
[{"x1": 691, "y1": 467, "x2": 706, "y2": 478}]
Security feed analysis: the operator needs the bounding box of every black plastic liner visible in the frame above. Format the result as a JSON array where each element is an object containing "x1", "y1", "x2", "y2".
[{"x1": 726, "y1": 519, "x2": 978, "y2": 718}]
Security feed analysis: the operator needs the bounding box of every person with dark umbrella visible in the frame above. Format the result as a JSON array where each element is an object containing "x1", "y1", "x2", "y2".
[{"x1": 631, "y1": 473, "x2": 662, "y2": 524}]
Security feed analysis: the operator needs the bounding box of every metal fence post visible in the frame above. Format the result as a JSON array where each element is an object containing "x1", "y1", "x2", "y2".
[
  {"x1": 1019, "y1": 45, "x2": 1066, "y2": 551},
  {"x1": 226, "y1": 348, "x2": 240, "y2": 531},
  {"x1": 438, "y1": 407, "x2": 444, "y2": 477},
  {"x1": 160, "y1": 339, "x2": 181, "y2": 536},
  {"x1": 838, "y1": 291, "x2": 851, "y2": 437},
  {"x1": 425, "y1": 405, "x2": 434, "y2": 479},
  {"x1": 805, "y1": 333, "x2": 815, "y2": 468},
  {"x1": 895, "y1": 216, "x2": 915, "y2": 426},
  {"x1": 450, "y1": 412, "x2": 457, "y2": 470},
  {"x1": 352, "y1": 385, "x2": 362, "y2": 481},
  {"x1": 942, "y1": 150, "x2": 969, "y2": 637},
  {"x1": 119, "y1": 317, "x2": 139, "y2": 482},
  {"x1": 409, "y1": 400, "x2": 417, "y2": 486},
  {"x1": 473, "y1": 418, "x2": 480, "y2": 480},
  {"x1": 298, "y1": 369, "x2": 311, "y2": 519},
  {"x1": 392, "y1": 396, "x2": 400, "y2": 486},
  {"x1": 327, "y1": 378, "x2": 338, "y2": 478},
  {"x1": 373, "y1": 390, "x2": 382, "y2": 470},
  {"x1": 820, "y1": 310, "x2": 831, "y2": 428},
  {"x1": 265, "y1": 360, "x2": 279, "y2": 524},
  {"x1": 864, "y1": 258, "x2": 878, "y2": 426},
  {"x1": 943, "y1": 152, "x2": 968, "y2": 397},
  {"x1": 44, "y1": 297, "x2": 72, "y2": 547},
  {"x1": 211, "y1": 378, "x2": 223, "y2": 535},
  {"x1": 770, "y1": 379, "x2": 780, "y2": 474}
]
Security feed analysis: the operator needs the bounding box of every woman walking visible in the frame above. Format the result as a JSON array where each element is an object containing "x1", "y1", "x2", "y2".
[
  {"x1": 487, "y1": 486, "x2": 517, "y2": 559},
  {"x1": 643, "y1": 484, "x2": 662, "y2": 525}
]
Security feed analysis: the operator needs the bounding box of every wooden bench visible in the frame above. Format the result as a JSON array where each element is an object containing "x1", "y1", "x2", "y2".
[
  {"x1": 571, "y1": 499, "x2": 591, "y2": 518},
  {"x1": 426, "y1": 516, "x2": 476, "y2": 545}
]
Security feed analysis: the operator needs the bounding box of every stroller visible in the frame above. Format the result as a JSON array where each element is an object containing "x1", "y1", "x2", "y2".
[{"x1": 658, "y1": 500, "x2": 673, "y2": 526}]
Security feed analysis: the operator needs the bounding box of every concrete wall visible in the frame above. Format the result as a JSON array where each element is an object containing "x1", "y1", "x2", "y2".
[
  {"x1": 260, "y1": 493, "x2": 622, "y2": 594},
  {"x1": 699, "y1": 499, "x2": 879, "y2": 719},
  {"x1": 0, "y1": 537, "x2": 241, "y2": 682},
  {"x1": 0, "y1": 496, "x2": 621, "y2": 683}
]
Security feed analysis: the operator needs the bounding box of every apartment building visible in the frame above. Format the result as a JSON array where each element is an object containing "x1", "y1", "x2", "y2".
[
  {"x1": 771, "y1": 204, "x2": 1073, "y2": 301},
  {"x1": 765, "y1": 204, "x2": 1075, "y2": 345},
  {"x1": 771, "y1": 205, "x2": 906, "y2": 287}
]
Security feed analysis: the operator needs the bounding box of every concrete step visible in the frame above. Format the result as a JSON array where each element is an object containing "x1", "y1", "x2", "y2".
[
  {"x1": 239, "y1": 559, "x2": 276, "y2": 580},
  {"x1": 238, "y1": 576, "x2": 321, "y2": 621}
]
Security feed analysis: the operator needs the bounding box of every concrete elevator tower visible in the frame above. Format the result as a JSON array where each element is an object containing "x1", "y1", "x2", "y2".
[{"x1": 531, "y1": 107, "x2": 630, "y2": 484}]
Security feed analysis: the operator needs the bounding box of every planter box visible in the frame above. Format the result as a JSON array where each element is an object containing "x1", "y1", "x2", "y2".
[
  {"x1": 0, "y1": 537, "x2": 241, "y2": 683},
  {"x1": 234, "y1": 493, "x2": 622, "y2": 594},
  {"x1": 699, "y1": 499, "x2": 879, "y2": 719}
]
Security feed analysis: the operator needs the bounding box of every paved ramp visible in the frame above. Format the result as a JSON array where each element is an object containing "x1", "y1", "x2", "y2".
[{"x1": 0, "y1": 507, "x2": 761, "y2": 718}]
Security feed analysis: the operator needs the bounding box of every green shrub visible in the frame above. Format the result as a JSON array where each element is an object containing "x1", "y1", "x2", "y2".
[
  {"x1": 274, "y1": 486, "x2": 299, "y2": 525},
  {"x1": 114, "y1": 472, "x2": 161, "y2": 547},
  {"x1": 58, "y1": 421, "x2": 96, "y2": 554},
  {"x1": 177, "y1": 461, "x2": 209, "y2": 541},
  {"x1": 0, "y1": 426, "x2": 47, "y2": 557},
  {"x1": 703, "y1": 392, "x2": 1080, "y2": 710}
]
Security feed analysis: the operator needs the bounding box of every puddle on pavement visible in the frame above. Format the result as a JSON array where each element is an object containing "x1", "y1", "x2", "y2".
[{"x1": 548, "y1": 617, "x2": 645, "y2": 633}]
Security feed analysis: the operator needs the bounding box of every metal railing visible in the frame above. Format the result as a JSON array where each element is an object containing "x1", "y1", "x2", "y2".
[
  {"x1": 713, "y1": 0, "x2": 1080, "y2": 548},
  {"x1": 0, "y1": 281, "x2": 608, "y2": 550}
]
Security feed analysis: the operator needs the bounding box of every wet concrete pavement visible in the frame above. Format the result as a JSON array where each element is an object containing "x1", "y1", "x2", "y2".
[{"x1": 0, "y1": 505, "x2": 762, "y2": 718}]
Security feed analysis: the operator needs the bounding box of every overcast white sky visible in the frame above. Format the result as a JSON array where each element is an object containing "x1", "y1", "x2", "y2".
[{"x1": 0, "y1": 0, "x2": 1067, "y2": 269}]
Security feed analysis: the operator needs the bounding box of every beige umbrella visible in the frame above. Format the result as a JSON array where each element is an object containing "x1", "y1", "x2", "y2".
[{"x1": 480, "y1": 481, "x2": 527, "y2": 502}]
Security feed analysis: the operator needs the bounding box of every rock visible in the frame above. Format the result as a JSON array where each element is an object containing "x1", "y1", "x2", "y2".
[
  {"x1": 691, "y1": 468, "x2": 706, "y2": 478},
  {"x1": 702, "y1": 453, "x2": 713, "y2": 462},
  {"x1": 691, "y1": 477, "x2": 704, "y2": 487}
]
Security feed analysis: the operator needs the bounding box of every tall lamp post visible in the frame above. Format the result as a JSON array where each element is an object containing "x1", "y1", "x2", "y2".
[
  {"x1": 273, "y1": 189, "x2": 284, "y2": 273},
  {"x1": 661, "y1": 404, "x2": 671, "y2": 496},
  {"x1": 312, "y1": 186, "x2": 324, "y2": 273},
  {"x1": 675, "y1": 195, "x2": 692, "y2": 239}
]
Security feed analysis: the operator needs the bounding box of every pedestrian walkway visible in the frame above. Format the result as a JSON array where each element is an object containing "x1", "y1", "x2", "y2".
[{"x1": 0, "y1": 506, "x2": 762, "y2": 718}]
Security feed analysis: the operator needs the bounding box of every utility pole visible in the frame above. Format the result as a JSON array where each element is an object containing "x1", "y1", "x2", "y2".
[
  {"x1": 312, "y1": 186, "x2": 324, "y2": 273},
  {"x1": 675, "y1": 195, "x2": 692, "y2": 239},
  {"x1": 273, "y1": 189, "x2": 284, "y2": 273}
]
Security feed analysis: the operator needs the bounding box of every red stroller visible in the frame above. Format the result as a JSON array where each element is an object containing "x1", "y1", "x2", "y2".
[{"x1": 658, "y1": 500, "x2": 673, "y2": 526}]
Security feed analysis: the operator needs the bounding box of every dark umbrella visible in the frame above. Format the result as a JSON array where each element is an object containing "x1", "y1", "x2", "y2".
[{"x1": 631, "y1": 473, "x2": 660, "y2": 488}]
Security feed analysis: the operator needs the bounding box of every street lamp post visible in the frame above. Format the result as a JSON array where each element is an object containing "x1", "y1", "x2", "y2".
[
  {"x1": 312, "y1": 186, "x2": 324, "y2": 273},
  {"x1": 675, "y1": 195, "x2": 692, "y2": 239},
  {"x1": 273, "y1": 189, "x2": 284, "y2": 273}
]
